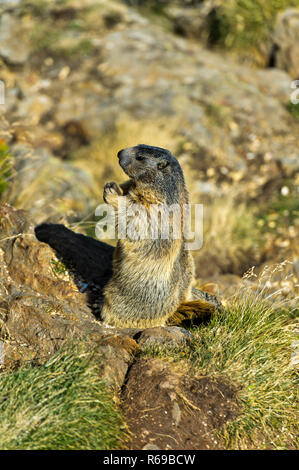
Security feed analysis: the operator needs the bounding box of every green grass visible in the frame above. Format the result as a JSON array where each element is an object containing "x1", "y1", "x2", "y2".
[
  {"x1": 30, "y1": 27, "x2": 62, "y2": 54},
  {"x1": 0, "y1": 343, "x2": 127, "y2": 450},
  {"x1": 27, "y1": 0, "x2": 96, "y2": 60}
]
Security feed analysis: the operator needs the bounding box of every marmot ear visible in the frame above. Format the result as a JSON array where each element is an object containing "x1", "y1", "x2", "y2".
[{"x1": 157, "y1": 160, "x2": 169, "y2": 170}]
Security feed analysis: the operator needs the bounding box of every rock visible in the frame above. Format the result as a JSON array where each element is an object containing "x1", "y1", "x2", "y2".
[
  {"x1": 272, "y1": 8, "x2": 299, "y2": 79},
  {"x1": 55, "y1": 81, "x2": 108, "y2": 138},
  {"x1": 0, "y1": 0, "x2": 22, "y2": 12},
  {"x1": 172, "y1": 401, "x2": 182, "y2": 426},
  {"x1": 142, "y1": 444, "x2": 161, "y2": 450},
  {"x1": 0, "y1": 115, "x2": 13, "y2": 142},
  {"x1": 7, "y1": 143, "x2": 95, "y2": 223},
  {"x1": 0, "y1": 13, "x2": 31, "y2": 65},
  {"x1": 98, "y1": 344, "x2": 135, "y2": 388},
  {"x1": 137, "y1": 326, "x2": 192, "y2": 349},
  {"x1": 273, "y1": 154, "x2": 299, "y2": 176}
]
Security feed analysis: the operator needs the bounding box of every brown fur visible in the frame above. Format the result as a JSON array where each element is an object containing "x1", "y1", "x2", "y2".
[{"x1": 101, "y1": 145, "x2": 220, "y2": 328}]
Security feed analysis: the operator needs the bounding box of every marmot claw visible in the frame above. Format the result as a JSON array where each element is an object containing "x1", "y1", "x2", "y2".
[
  {"x1": 103, "y1": 182, "x2": 122, "y2": 203},
  {"x1": 104, "y1": 182, "x2": 121, "y2": 194}
]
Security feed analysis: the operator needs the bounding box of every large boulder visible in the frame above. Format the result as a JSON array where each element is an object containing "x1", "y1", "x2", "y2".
[{"x1": 5, "y1": 143, "x2": 95, "y2": 224}]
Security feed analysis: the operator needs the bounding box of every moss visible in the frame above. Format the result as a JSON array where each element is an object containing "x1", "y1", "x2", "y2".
[
  {"x1": 204, "y1": 103, "x2": 232, "y2": 127},
  {"x1": 30, "y1": 23, "x2": 94, "y2": 59}
]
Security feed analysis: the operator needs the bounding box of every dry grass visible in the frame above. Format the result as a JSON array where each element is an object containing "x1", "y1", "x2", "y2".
[{"x1": 191, "y1": 188, "x2": 263, "y2": 276}]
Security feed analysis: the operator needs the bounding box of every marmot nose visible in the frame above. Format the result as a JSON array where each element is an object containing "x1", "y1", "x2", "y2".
[{"x1": 118, "y1": 148, "x2": 131, "y2": 169}]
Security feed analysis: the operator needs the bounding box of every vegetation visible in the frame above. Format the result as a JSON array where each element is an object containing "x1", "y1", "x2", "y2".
[
  {"x1": 50, "y1": 257, "x2": 69, "y2": 278},
  {"x1": 191, "y1": 264, "x2": 298, "y2": 449},
  {"x1": 0, "y1": 343, "x2": 127, "y2": 450},
  {"x1": 125, "y1": 0, "x2": 299, "y2": 63},
  {"x1": 0, "y1": 141, "x2": 12, "y2": 197},
  {"x1": 258, "y1": 184, "x2": 299, "y2": 233},
  {"x1": 287, "y1": 101, "x2": 299, "y2": 120},
  {"x1": 194, "y1": 191, "x2": 263, "y2": 275},
  {"x1": 30, "y1": 25, "x2": 94, "y2": 59},
  {"x1": 142, "y1": 263, "x2": 299, "y2": 449},
  {"x1": 207, "y1": 1, "x2": 299, "y2": 48}
]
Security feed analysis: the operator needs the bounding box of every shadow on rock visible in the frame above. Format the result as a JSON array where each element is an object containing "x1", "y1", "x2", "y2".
[{"x1": 34, "y1": 222, "x2": 114, "y2": 319}]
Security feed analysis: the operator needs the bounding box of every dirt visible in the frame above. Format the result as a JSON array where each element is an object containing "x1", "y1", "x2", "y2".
[{"x1": 121, "y1": 358, "x2": 239, "y2": 450}]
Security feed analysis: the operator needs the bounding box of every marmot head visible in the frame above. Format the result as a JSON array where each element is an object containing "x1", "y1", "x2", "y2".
[{"x1": 117, "y1": 144, "x2": 187, "y2": 203}]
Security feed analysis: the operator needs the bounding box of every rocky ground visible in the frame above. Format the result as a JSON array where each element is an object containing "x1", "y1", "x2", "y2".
[{"x1": 0, "y1": 0, "x2": 298, "y2": 450}]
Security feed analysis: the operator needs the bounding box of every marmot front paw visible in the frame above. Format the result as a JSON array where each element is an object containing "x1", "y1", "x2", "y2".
[{"x1": 103, "y1": 182, "x2": 122, "y2": 205}]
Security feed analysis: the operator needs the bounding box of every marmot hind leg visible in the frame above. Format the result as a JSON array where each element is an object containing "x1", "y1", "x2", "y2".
[{"x1": 167, "y1": 288, "x2": 222, "y2": 327}]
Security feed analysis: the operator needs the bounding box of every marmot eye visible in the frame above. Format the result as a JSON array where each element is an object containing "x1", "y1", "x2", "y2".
[
  {"x1": 157, "y1": 160, "x2": 169, "y2": 170},
  {"x1": 136, "y1": 155, "x2": 145, "y2": 161}
]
